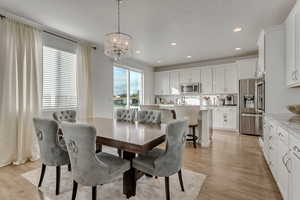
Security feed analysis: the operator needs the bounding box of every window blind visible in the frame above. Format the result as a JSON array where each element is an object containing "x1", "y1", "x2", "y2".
[{"x1": 42, "y1": 46, "x2": 78, "y2": 110}]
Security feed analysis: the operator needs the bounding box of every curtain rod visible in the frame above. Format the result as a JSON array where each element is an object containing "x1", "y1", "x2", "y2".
[{"x1": 0, "y1": 13, "x2": 96, "y2": 50}]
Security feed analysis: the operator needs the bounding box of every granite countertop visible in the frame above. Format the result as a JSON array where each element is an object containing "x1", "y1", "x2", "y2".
[{"x1": 265, "y1": 113, "x2": 300, "y2": 140}]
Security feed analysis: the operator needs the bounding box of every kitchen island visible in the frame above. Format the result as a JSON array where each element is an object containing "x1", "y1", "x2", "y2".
[{"x1": 142, "y1": 104, "x2": 213, "y2": 147}]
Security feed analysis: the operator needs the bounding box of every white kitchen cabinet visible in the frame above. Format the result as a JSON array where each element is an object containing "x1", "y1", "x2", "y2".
[
  {"x1": 237, "y1": 58, "x2": 257, "y2": 79},
  {"x1": 169, "y1": 71, "x2": 180, "y2": 95},
  {"x1": 213, "y1": 108, "x2": 223, "y2": 129},
  {"x1": 213, "y1": 67, "x2": 225, "y2": 93},
  {"x1": 200, "y1": 67, "x2": 213, "y2": 94},
  {"x1": 289, "y1": 134, "x2": 300, "y2": 200},
  {"x1": 293, "y1": 12, "x2": 300, "y2": 85},
  {"x1": 257, "y1": 31, "x2": 265, "y2": 78},
  {"x1": 223, "y1": 107, "x2": 237, "y2": 130},
  {"x1": 213, "y1": 107, "x2": 237, "y2": 130},
  {"x1": 224, "y1": 65, "x2": 238, "y2": 93},
  {"x1": 274, "y1": 128, "x2": 290, "y2": 199},
  {"x1": 263, "y1": 116, "x2": 300, "y2": 200},
  {"x1": 154, "y1": 72, "x2": 170, "y2": 95},
  {"x1": 213, "y1": 65, "x2": 238, "y2": 94},
  {"x1": 286, "y1": 11, "x2": 296, "y2": 86},
  {"x1": 285, "y1": 1, "x2": 300, "y2": 87},
  {"x1": 179, "y1": 69, "x2": 200, "y2": 84}
]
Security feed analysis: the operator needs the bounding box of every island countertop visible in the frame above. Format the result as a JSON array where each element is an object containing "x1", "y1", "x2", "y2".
[{"x1": 141, "y1": 104, "x2": 213, "y2": 147}]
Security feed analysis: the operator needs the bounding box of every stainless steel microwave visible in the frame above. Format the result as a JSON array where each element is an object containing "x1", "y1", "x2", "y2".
[{"x1": 180, "y1": 83, "x2": 200, "y2": 94}]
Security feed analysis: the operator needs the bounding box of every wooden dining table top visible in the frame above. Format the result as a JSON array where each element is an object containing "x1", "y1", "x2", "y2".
[{"x1": 78, "y1": 117, "x2": 167, "y2": 154}]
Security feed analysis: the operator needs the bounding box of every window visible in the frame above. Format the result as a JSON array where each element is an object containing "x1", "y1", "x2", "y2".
[
  {"x1": 113, "y1": 66, "x2": 143, "y2": 108},
  {"x1": 42, "y1": 46, "x2": 77, "y2": 110}
]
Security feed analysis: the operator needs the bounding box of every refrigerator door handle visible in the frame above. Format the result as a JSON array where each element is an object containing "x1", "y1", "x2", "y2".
[{"x1": 241, "y1": 113, "x2": 262, "y2": 117}]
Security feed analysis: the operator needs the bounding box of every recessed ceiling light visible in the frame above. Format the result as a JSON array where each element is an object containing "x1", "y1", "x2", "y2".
[
  {"x1": 135, "y1": 50, "x2": 141, "y2": 54},
  {"x1": 187, "y1": 56, "x2": 192, "y2": 58},
  {"x1": 235, "y1": 47, "x2": 242, "y2": 51},
  {"x1": 233, "y1": 27, "x2": 242, "y2": 32},
  {"x1": 171, "y1": 42, "x2": 177, "y2": 46},
  {"x1": 157, "y1": 60, "x2": 162, "y2": 63}
]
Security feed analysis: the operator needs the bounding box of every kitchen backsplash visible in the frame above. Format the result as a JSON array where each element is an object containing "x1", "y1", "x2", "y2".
[{"x1": 155, "y1": 94, "x2": 238, "y2": 106}]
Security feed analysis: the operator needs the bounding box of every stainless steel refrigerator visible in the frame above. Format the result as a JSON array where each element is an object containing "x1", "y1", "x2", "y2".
[{"x1": 239, "y1": 79, "x2": 265, "y2": 136}]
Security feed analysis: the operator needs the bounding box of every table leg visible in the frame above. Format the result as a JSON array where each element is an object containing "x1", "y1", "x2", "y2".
[{"x1": 123, "y1": 151, "x2": 136, "y2": 199}]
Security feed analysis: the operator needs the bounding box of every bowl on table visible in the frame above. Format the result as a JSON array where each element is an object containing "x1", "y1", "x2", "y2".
[{"x1": 287, "y1": 105, "x2": 300, "y2": 115}]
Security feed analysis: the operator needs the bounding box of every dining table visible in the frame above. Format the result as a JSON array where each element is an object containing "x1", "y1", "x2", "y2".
[{"x1": 79, "y1": 117, "x2": 167, "y2": 199}]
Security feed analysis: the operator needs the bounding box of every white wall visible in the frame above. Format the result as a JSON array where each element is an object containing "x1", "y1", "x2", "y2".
[
  {"x1": 265, "y1": 26, "x2": 300, "y2": 114},
  {"x1": 91, "y1": 46, "x2": 154, "y2": 118}
]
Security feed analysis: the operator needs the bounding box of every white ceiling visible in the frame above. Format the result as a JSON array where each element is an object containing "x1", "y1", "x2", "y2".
[{"x1": 0, "y1": 0, "x2": 296, "y2": 67}]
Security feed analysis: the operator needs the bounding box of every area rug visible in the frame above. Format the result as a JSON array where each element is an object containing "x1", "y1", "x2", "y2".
[{"x1": 21, "y1": 165, "x2": 206, "y2": 200}]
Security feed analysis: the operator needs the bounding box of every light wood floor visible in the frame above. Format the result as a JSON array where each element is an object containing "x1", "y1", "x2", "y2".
[{"x1": 0, "y1": 130, "x2": 282, "y2": 200}]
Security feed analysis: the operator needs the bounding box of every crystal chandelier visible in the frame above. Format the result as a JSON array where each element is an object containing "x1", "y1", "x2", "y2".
[{"x1": 104, "y1": 0, "x2": 133, "y2": 61}]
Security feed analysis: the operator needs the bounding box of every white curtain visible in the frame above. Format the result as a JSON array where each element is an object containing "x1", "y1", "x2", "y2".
[
  {"x1": 76, "y1": 43, "x2": 93, "y2": 119},
  {"x1": 0, "y1": 18, "x2": 42, "y2": 167}
]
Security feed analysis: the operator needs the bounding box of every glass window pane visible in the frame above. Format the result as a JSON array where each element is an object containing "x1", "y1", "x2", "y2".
[
  {"x1": 113, "y1": 67, "x2": 128, "y2": 108},
  {"x1": 130, "y1": 71, "x2": 142, "y2": 108}
]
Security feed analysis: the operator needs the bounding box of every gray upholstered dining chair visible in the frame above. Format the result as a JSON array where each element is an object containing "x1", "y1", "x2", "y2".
[
  {"x1": 174, "y1": 105, "x2": 201, "y2": 148},
  {"x1": 53, "y1": 110, "x2": 77, "y2": 123},
  {"x1": 60, "y1": 122, "x2": 131, "y2": 200},
  {"x1": 53, "y1": 110, "x2": 77, "y2": 151},
  {"x1": 137, "y1": 110, "x2": 161, "y2": 124},
  {"x1": 132, "y1": 120, "x2": 188, "y2": 200},
  {"x1": 115, "y1": 108, "x2": 136, "y2": 122},
  {"x1": 32, "y1": 118, "x2": 70, "y2": 195},
  {"x1": 140, "y1": 105, "x2": 174, "y2": 124}
]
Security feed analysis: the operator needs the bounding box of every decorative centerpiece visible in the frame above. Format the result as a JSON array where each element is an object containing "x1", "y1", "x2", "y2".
[
  {"x1": 287, "y1": 104, "x2": 300, "y2": 115},
  {"x1": 287, "y1": 105, "x2": 300, "y2": 123}
]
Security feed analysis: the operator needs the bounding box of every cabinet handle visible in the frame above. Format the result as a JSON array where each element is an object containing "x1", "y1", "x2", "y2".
[
  {"x1": 282, "y1": 152, "x2": 288, "y2": 165},
  {"x1": 293, "y1": 145, "x2": 300, "y2": 153},
  {"x1": 268, "y1": 136, "x2": 272, "y2": 140},
  {"x1": 285, "y1": 158, "x2": 291, "y2": 174},
  {"x1": 293, "y1": 152, "x2": 300, "y2": 160},
  {"x1": 292, "y1": 70, "x2": 296, "y2": 81}
]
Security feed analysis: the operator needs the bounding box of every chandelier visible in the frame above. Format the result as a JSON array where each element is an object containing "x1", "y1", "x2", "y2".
[{"x1": 104, "y1": 0, "x2": 133, "y2": 61}]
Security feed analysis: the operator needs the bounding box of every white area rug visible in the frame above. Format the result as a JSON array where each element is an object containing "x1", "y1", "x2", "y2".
[{"x1": 21, "y1": 166, "x2": 206, "y2": 200}]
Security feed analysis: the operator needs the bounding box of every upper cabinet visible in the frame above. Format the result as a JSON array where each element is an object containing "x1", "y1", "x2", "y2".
[
  {"x1": 214, "y1": 67, "x2": 225, "y2": 93},
  {"x1": 257, "y1": 31, "x2": 265, "y2": 78},
  {"x1": 225, "y1": 65, "x2": 238, "y2": 93},
  {"x1": 154, "y1": 63, "x2": 238, "y2": 96},
  {"x1": 285, "y1": 1, "x2": 300, "y2": 87},
  {"x1": 237, "y1": 58, "x2": 258, "y2": 79},
  {"x1": 179, "y1": 69, "x2": 201, "y2": 84},
  {"x1": 213, "y1": 64, "x2": 238, "y2": 94},
  {"x1": 169, "y1": 71, "x2": 180, "y2": 95},
  {"x1": 154, "y1": 72, "x2": 170, "y2": 95},
  {"x1": 200, "y1": 67, "x2": 213, "y2": 94}
]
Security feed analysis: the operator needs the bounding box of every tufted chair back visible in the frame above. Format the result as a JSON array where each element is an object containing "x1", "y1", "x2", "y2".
[
  {"x1": 154, "y1": 120, "x2": 188, "y2": 177},
  {"x1": 53, "y1": 110, "x2": 77, "y2": 123},
  {"x1": 115, "y1": 108, "x2": 136, "y2": 122},
  {"x1": 137, "y1": 110, "x2": 161, "y2": 124},
  {"x1": 140, "y1": 105, "x2": 160, "y2": 110},
  {"x1": 60, "y1": 122, "x2": 111, "y2": 186},
  {"x1": 174, "y1": 105, "x2": 200, "y2": 126},
  {"x1": 32, "y1": 118, "x2": 70, "y2": 166},
  {"x1": 140, "y1": 105, "x2": 174, "y2": 124}
]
